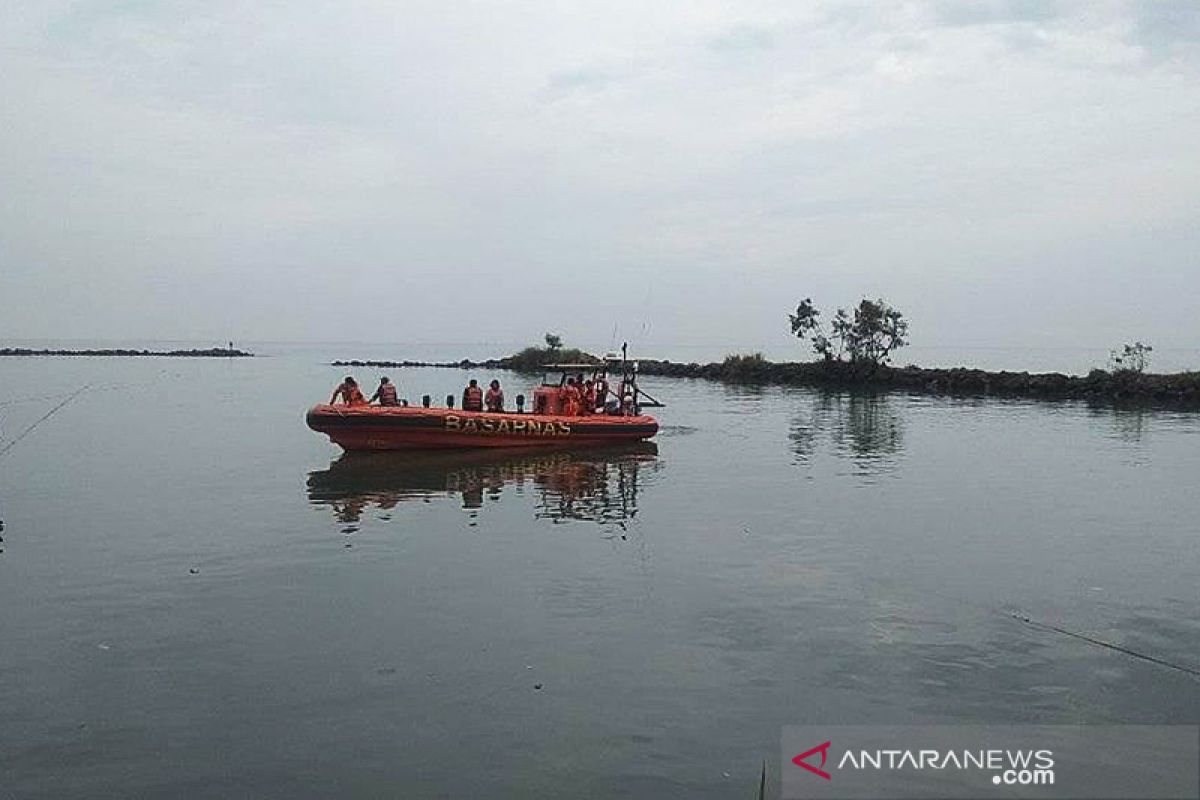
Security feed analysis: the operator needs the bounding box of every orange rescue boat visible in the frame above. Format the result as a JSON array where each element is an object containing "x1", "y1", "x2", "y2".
[{"x1": 307, "y1": 351, "x2": 662, "y2": 452}]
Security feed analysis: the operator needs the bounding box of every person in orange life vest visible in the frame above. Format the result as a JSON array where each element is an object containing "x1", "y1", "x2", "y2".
[
  {"x1": 556, "y1": 378, "x2": 571, "y2": 414},
  {"x1": 484, "y1": 379, "x2": 504, "y2": 412},
  {"x1": 331, "y1": 376, "x2": 366, "y2": 406},
  {"x1": 370, "y1": 376, "x2": 399, "y2": 406},
  {"x1": 462, "y1": 379, "x2": 484, "y2": 412},
  {"x1": 581, "y1": 379, "x2": 596, "y2": 415},
  {"x1": 563, "y1": 378, "x2": 583, "y2": 416}
]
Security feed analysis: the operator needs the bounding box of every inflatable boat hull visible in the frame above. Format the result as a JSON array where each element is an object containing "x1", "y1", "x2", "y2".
[{"x1": 306, "y1": 405, "x2": 658, "y2": 451}]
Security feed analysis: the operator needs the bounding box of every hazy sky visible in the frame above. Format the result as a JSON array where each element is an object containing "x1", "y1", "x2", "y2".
[{"x1": 2, "y1": 1, "x2": 1197, "y2": 356}]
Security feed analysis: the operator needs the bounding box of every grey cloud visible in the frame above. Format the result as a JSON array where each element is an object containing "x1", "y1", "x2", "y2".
[
  {"x1": 1130, "y1": 0, "x2": 1200, "y2": 55},
  {"x1": 931, "y1": 0, "x2": 1067, "y2": 27},
  {"x1": 707, "y1": 25, "x2": 775, "y2": 53},
  {"x1": 543, "y1": 68, "x2": 618, "y2": 100},
  {"x1": 2, "y1": 1, "x2": 1199, "y2": 356}
]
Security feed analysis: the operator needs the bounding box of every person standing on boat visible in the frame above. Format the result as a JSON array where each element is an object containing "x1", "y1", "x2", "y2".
[
  {"x1": 484, "y1": 379, "x2": 504, "y2": 412},
  {"x1": 330, "y1": 376, "x2": 366, "y2": 406},
  {"x1": 560, "y1": 377, "x2": 582, "y2": 416},
  {"x1": 370, "y1": 376, "x2": 399, "y2": 406},
  {"x1": 462, "y1": 379, "x2": 484, "y2": 412}
]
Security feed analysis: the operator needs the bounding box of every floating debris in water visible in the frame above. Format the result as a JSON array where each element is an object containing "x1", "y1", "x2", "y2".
[
  {"x1": 188, "y1": 567, "x2": 199, "y2": 574},
  {"x1": 533, "y1": 683, "x2": 543, "y2": 691},
  {"x1": 375, "y1": 667, "x2": 397, "y2": 675},
  {"x1": 97, "y1": 643, "x2": 111, "y2": 651}
]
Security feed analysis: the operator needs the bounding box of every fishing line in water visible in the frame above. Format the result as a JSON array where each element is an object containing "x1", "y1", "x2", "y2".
[
  {"x1": 862, "y1": 572, "x2": 1200, "y2": 680},
  {"x1": 0, "y1": 369, "x2": 192, "y2": 410},
  {"x1": 0, "y1": 385, "x2": 90, "y2": 460},
  {"x1": 0, "y1": 363, "x2": 238, "y2": 457},
  {"x1": 0, "y1": 389, "x2": 86, "y2": 408},
  {"x1": 1010, "y1": 613, "x2": 1200, "y2": 678},
  {"x1": 1, "y1": 383, "x2": 118, "y2": 408}
]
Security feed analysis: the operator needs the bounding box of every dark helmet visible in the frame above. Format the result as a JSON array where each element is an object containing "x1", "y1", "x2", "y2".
[{"x1": 380, "y1": 376, "x2": 390, "y2": 384}]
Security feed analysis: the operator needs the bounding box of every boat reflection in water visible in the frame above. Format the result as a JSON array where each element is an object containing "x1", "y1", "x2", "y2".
[{"x1": 307, "y1": 442, "x2": 660, "y2": 529}]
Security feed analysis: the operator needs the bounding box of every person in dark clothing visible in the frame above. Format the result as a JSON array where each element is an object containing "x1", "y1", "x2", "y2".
[{"x1": 370, "y1": 376, "x2": 399, "y2": 406}]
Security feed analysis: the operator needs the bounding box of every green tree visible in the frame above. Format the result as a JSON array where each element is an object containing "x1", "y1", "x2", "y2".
[
  {"x1": 790, "y1": 297, "x2": 909, "y2": 366},
  {"x1": 843, "y1": 299, "x2": 908, "y2": 365},
  {"x1": 544, "y1": 333, "x2": 563, "y2": 353},
  {"x1": 1109, "y1": 341, "x2": 1152, "y2": 374},
  {"x1": 790, "y1": 298, "x2": 834, "y2": 361}
]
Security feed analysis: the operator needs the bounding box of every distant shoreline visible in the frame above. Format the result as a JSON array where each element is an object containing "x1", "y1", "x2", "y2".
[
  {"x1": 331, "y1": 356, "x2": 1200, "y2": 406},
  {"x1": 1, "y1": 347, "x2": 254, "y2": 358}
]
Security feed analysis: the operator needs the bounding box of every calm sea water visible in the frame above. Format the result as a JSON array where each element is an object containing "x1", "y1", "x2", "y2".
[{"x1": 1, "y1": 348, "x2": 1198, "y2": 798}]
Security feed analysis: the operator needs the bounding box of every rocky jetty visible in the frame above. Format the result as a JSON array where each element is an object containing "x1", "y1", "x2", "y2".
[
  {"x1": 634, "y1": 357, "x2": 1200, "y2": 406},
  {"x1": 333, "y1": 358, "x2": 501, "y2": 371},
  {"x1": 1, "y1": 347, "x2": 254, "y2": 358},
  {"x1": 334, "y1": 354, "x2": 1200, "y2": 407}
]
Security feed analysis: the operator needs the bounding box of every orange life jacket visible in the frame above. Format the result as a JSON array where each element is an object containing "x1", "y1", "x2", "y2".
[
  {"x1": 341, "y1": 384, "x2": 366, "y2": 405},
  {"x1": 463, "y1": 385, "x2": 483, "y2": 411},
  {"x1": 562, "y1": 384, "x2": 582, "y2": 416},
  {"x1": 378, "y1": 383, "x2": 398, "y2": 406},
  {"x1": 485, "y1": 388, "x2": 504, "y2": 412}
]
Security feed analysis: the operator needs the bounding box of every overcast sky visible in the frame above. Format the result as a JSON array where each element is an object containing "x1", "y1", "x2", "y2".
[{"x1": 1, "y1": 1, "x2": 1197, "y2": 357}]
